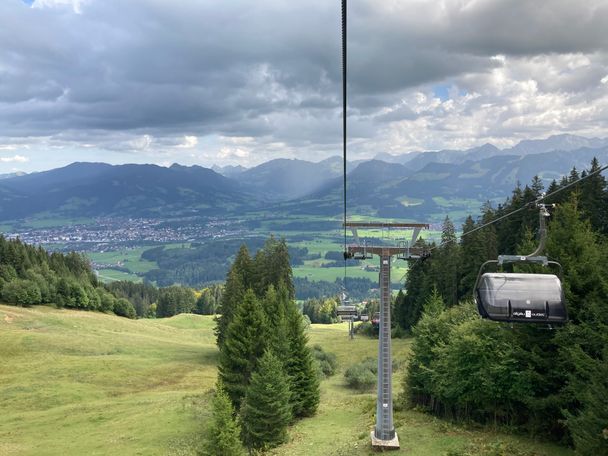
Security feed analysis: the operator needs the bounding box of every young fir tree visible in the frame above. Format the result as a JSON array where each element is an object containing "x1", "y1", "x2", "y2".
[
  {"x1": 283, "y1": 297, "x2": 320, "y2": 417},
  {"x1": 204, "y1": 382, "x2": 245, "y2": 456},
  {"x1": 240, "y1": 350, "x2": 292, "y2": 451},
  {"x1": 218, "y1": 289, "x2": 269, "y2": 408}
]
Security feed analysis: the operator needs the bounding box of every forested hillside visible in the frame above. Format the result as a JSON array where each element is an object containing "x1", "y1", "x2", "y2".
[
  {"x1": 398, "y1": 158, "x2": 608, "y2": 455},
  {"x1": 0, "y1": 235, "x2": 136, "y2": 318}
]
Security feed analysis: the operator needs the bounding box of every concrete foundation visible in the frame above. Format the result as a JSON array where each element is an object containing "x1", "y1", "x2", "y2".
[{"x1": 370, "y1": 431, "x2": 400, "y2": 450}]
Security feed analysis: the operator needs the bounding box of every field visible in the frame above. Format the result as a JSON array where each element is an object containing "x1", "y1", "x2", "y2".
[{"x1": 0, "y1": 304, "x2": 573, "y2": 456}]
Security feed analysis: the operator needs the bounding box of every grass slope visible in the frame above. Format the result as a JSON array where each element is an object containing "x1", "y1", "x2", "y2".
[{"x1": 0, "y1": 305, "x2": 572, "y2": 456}]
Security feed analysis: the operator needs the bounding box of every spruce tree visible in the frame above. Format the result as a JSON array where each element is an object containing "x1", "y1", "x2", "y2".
[
  {"x1": 580, "y1": 157, "x2": 608, "y2": 234},
  {"x1": 458, "y1": 215, "x2": 486, "y2": 298},
  {"x1": 263, "y1": 284, "x2": 290, "y2": 359},
  {"x1": 436, "y1": 216, "x2": 460, "y2": 307},
  {"x1": 240, "y1": 350, "x2": 292, "y2": 450},
  {"x1": 216, "y1": 264, "x2": 246, "y2": 348},
  {"x1": 546, "y1": 197, "x2": 608, "y2": 450},
  {"x1": 204, "y1": 382, "x2": 245, "y2": 456},
  {"x1": 216, "y1": 245, "x2": 252, "y2": 346},
  {"x1": 283, "y1": 297, "x2": 320, "y2": 417},
  {"x1": 218, "y1": 289, "x2": 269, "y2": 408},
  {"x1": 252, "y1": 237, "x2": 295, "y2": 299}
]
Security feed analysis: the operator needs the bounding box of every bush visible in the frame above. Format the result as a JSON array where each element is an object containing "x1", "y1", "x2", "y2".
[
  {"x1": 2, "y1": 279, "x2": 42, "y2": 306},
  {"x1": 354, "y1": 321, "x2": 377, "y2": 337},
  {"x1": 311, "y1": 344, "x2": 338, "y2": 378},
  {"x1": 344, "y1": 358, "x2": 377, "y2": 391},
  {"x1": 98, "y1": 289, "x2": 115, "y2": 312},
  {"x1": 113, "y1": 298, "x2": 137, "y2": 319}
]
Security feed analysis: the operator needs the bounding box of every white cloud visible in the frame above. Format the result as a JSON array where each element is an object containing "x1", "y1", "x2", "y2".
[
  {"x1": 32, "y1": 0, "x2": 86, "y2": 14},
  {"x1": 175, "y1": 136, "x2": 198, "y2": 149},
  {"x1": 0, "y1": 155, "x2": 29, "y2": 163}
]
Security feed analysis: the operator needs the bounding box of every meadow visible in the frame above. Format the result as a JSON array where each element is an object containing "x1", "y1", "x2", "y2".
[{"x1": 0, "y1": 304, "x2": 572, "y2": 456}]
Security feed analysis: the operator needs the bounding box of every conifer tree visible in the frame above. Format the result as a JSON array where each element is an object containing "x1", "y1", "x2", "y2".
[
  {"x1": 263, "y1": 284, "x2": 290, "y2": 359},
  {"x1": 252, "y1": 237, "x2": 294, "y2": 299},
  {"x1": 436, "y1": 216, "x2": 460, "y2": 307},
  {"x1": 205, "y1": 382, "x2": 245, "y2": 456},
  {"x1": 458, "y1": 216, "x2": 486, "y2": 298},
  {"x1": 218, "y1": 289, "x2": 269, "y2": 408},
  {"x1": 580, "y1": 157, "x2": 608, "y2": 234},
  {"x1": 240, "y1": 350, "x2": 292, "y2": 450},
  {"x1": 216, "y1": 245, "x2": 251, "y2": 348},
  {"x1": 283, "y1": 297, "x2": 320, "y2": 417}
]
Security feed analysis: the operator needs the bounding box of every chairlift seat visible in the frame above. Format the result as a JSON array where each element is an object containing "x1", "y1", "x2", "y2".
[
  {"x1": 337, "y1": 305, "x2": 358, "y2": 317},
  {"x1": 476, "y1": 273, "x2": 567, "y2": 323}
]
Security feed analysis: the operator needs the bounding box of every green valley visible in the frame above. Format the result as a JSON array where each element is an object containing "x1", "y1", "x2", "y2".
[{"x1": 0, "y1": 305, "x2": 572, "y2": 456}]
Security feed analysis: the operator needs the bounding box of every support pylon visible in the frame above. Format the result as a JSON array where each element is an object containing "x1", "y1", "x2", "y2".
[{"x1": 344, "y1": 222, "x2": 429, "y2": 450}]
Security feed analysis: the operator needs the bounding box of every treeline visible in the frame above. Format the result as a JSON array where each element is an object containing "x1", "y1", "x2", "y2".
[
  {"x1": 106, "y1": 281, "x2": 222, "y2": 318},
  {"x1": 294, "y1": 276, "x2": 377, "y2": 300},
  {"x1": 0, "y1": 235, "x2": 136, "y2": 318},
  {"x1": 396, "y1": 158, "x2": 608, "y2": 330},
  {"x1": 141, "y1": 238, "x2": 314, "y2": 286},
  {"x1": 402, "y1": 158, "x2": 608, "y2": 455},
  {"x1": 0, "y1": 234, "x2": 223, "y2": 321},
  {"x1": 302, "y1": 296, "x2": 379, "y2": 324},
  {"x1": 209, "y1": 237, "x2": 320, "y2": 452}
]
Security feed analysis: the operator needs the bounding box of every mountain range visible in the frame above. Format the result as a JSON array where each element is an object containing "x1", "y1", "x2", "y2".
[{"x1": 1, "y1": 134, "x2": 607, "y2": 223}]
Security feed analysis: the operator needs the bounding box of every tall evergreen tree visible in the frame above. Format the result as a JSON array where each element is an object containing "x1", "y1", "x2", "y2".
[
  {"x1": 436, "y1": 216, "x2": 460, "y2": 307},
  {"x1": 218, "y1": 289, "x2": 269, "y2": 408},
  {"x1": 458, "y1": 215, "x2": 486, "y2": 298},
  {"x1": 252, "y1": 237, "x2": 295, "y2": 299},
  {"x1": 240, "y1": 350, "x2": 292, "y2": 451},
  {"x1": 263, "y1": 283, "x2": 290, "y2": 359},
  {"x1": 579, "y1": 157, "x2": 608, "y2": 234},
  {"x1": 216, "y1": 245, "x2": 251, "y2": 348},
  {"x1": 283, "y1": 297, "x2": 320, "y2": 417}
]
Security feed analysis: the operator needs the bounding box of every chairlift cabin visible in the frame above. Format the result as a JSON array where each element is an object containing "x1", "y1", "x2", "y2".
[
  {"x1": 476, "y1": 273, "x2": 567, "y2": 323},
  {"x1": 474, "y1": 205, "x2": 568, "y2": 324}
]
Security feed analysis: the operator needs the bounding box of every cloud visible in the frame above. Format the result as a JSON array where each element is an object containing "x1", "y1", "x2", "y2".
[
  {"x1": 0, "y1": 155, "x2": 29, "y2": 163},
  {"x1": 31, "y1": 0, "x2": 86, "y2": 14},
  {"x1": 1, "y1": 0, "x2": 608, "y2": 170}
]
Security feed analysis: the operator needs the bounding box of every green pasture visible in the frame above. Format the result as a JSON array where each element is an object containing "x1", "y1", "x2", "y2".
[
  {"x1": 0, "y1": 305, "x2": 573, "y2": 455},
  {"x1": 88, "y1": 247, "x2": 157, "y2": 274},
  {"x1": 22, "y1": 216, "x2": 94, "y2": 229},
  {"x1": 96, "y1": 269, "x2": 143, "y2": 283}
]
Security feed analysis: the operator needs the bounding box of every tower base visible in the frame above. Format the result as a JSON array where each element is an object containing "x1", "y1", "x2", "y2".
[{"x1": 370, "y1": 431, "x2": 400, "y2": 450}]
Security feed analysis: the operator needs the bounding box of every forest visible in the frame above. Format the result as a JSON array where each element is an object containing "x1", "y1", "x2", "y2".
[
  {"x1": 0, "y1": 235, "x2": 137, "y2": 318},
  {"x1": 397, "y1": 158, "x2": 608, "y2": 455}
]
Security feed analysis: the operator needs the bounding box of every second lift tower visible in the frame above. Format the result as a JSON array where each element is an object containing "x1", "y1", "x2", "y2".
[{"x1": 344, "y1": 221, "x2": 429, "y2": 450}]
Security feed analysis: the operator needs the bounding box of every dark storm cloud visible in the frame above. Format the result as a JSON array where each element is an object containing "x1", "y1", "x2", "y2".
[{"x1": 1, "y1": 0, "x2": 608, "y2": 167}]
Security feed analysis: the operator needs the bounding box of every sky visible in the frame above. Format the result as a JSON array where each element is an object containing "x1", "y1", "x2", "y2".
[{"x1": 1, "y1": 0, "x2": 608, "y2": 173}]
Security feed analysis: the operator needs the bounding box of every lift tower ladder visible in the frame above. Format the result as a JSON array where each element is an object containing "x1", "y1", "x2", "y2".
[{"x1": 344, "y1": 222, "x2": 429, "y2": 450}]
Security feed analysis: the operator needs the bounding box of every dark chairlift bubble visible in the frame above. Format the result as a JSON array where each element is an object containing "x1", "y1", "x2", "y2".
[
  {"x1": 476, "y1": 273, "x2": 567, "y2": 323},
  {"x1": 474, "y1": 204, "x2": 568, "y2": 325}
]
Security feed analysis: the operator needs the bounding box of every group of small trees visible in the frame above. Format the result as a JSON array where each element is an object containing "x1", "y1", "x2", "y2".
[
  {"x1": 403, "y1": 158, "x2": 608, "y2": 454},
  {"x1": 209, "y1": 237, "x2": 320, "y2": 453}
]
